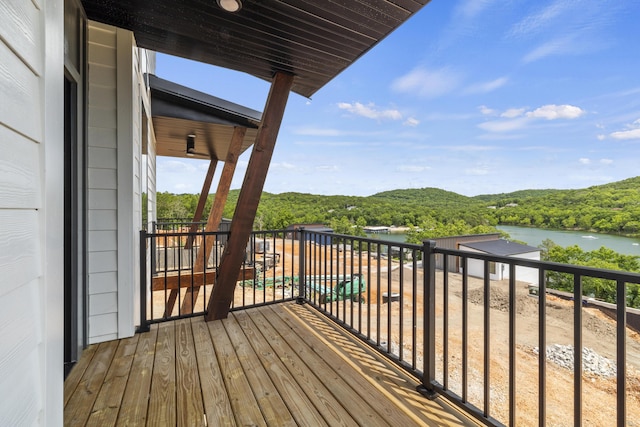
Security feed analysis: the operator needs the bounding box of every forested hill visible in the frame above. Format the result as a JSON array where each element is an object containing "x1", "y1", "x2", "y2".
[
  {"x1": 155, "y1": 176, "x2": 640, "y2": 236},
  {"x1": 481, "y1": 176, "x2": 640, "y2": 233},
  {"x1": 370, "y1": 187, "x2": 477, "y2": 209}
]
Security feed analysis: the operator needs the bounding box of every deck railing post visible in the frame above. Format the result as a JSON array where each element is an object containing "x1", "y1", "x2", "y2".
[
  {"x1": 417, "y1": 240, "x2": 437, "y2": 399},
  {"x1": 137, "y1": 229, "x2": 150, "y2": 333},
  {"x1": 297, "y1": 227, "x2": 306, "y2": 304}
]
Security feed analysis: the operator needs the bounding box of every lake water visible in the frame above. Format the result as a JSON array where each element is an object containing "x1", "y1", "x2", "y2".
[
  {"x1": 497, "y1": 225, "x2": 640, "y2": 256},
  {"x1": 367, "y1": 226, "x2": 640, "y2": 256}
]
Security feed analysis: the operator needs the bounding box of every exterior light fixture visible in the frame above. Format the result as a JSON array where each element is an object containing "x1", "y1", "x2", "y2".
[
  {"x1": 186, "y1": 134, "x2": 196, "y2": 156},
  {"x1": 217, "y1": 0, "x2": 242, "y2": 13}
]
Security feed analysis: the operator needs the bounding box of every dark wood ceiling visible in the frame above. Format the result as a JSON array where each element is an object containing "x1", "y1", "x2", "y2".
[{"x1": 82, "y1": 0, "x2": 430, "y2": 97}]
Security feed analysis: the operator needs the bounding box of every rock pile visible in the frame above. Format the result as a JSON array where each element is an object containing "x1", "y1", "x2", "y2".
[{"x1": 533, "y1": 344, "x2": 617, "y2": 378}]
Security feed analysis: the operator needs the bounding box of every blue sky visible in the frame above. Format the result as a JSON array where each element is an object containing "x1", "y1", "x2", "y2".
[{"x1": 155, "y1": 0, "x2": 640, "y2": 197}]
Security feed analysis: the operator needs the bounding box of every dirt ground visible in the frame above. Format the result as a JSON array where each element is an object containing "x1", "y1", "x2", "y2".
[{"x1": 151, "y1": 239, "x2": 640, "y2": 426}]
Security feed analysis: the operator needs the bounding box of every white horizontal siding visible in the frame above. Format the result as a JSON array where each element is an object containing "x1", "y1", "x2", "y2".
[
  {"x1": 87, "y1": 126, "x2": 116, "y2": 149},
  {"x1": 89, "y1": 313, "x2": 118, "y2": 344},
  {"x1": 88, "y1": 210, "x2": 117, "y2": 231},
  {"x1": 0, "y1": 40, "x2": 42, "y2": 142},
  {"x1": 0, "y1": 0, "x2": 57, "y2": 423},
  {"x1": 87, "y1": 250, "x2": 117, "y2": 275},
  {"x1": 0, "y1": 125, "x2": 40, "y2": 209},
  {"x1": 88, "y1": 189, "x2": 116, "y2": 210},
  {"x1": 0, "y1": 0, "x2": 42, "y2": 75},
  {"x1": 88, "y1": 168, "x2": 117, "y2": 189},
  {"x1": 0, "y1": 345, "x2": 41, "y2": 425},
  {"x1": 0, "y1": 210, "x2": 41, "y2": 299},
  {"x1": 87, "y1": 146, "x2": 117, "y2": 169},
  {"x1": 89, "y1": 292, "x2": 118, "y2": 316},
  {"x1": 88, "y1": 271, "x2": 118, "y2": 295},
  {"x1": 87, "y1": 21, "x2": 121, "y2": 342}
]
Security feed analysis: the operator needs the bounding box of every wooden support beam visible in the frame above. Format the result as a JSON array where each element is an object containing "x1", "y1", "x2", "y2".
[
  {"x1": 181, "y1": 127, "x2": 246, "y2": 314},
  {"x1": 206, "y1": 72, "x2": 294, "y2": 321},
  {"x1": 184, "y1": 159, "x2": 218, "y2": 250}
]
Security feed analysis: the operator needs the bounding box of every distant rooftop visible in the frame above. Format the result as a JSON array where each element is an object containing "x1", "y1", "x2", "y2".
[{"x1": 461, "y1": 239, "x2": 539, "y2": 256}]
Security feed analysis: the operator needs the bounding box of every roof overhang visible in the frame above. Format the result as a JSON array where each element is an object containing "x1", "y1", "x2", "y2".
[
  {"x1": 148, "y1": 74, "x2": 262, "y2": 160},
  {"x1": 82, "y1": 0, "x2": 431, "y2": 98}
]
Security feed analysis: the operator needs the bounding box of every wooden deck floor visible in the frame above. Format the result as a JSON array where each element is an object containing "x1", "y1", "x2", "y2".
[{"x1": 64, "y1": 302, "x2": 479, "y2": 426}]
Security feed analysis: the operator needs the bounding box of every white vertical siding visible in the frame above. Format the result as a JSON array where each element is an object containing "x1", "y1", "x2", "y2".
[{"x1": 0, "y1": 0, "x2": 64, "y2": 424}]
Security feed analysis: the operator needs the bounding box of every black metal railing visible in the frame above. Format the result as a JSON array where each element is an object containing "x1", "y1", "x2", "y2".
[
  {"x1": 138, "y1": 227, "x2": 640, "y2": 426},
  {"x1": 298, "y1": 229, "x2": 640, "y2": 427},
  {"x1": 139, "y1": 228, "x2": 300, "y2": 326}
]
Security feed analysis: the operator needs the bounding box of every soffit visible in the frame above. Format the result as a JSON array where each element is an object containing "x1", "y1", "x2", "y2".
[
  {"x1": 148, "y1": 74, "x2": 261, "y2": 160},
  {"x1": 82, "y1": 0, "x2": 430, "y2": 98}
]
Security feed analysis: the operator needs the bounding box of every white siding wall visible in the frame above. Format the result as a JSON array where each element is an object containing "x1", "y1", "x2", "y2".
[
  {"x1": 459, "y1": 245, "x2": 540, "y2": 285},
  {"x1": 0, "y1": 0, "x2": 64, "y2": 424},
  {"x1": 87, "y1": 22, "x2": 119, "y2": 343},
  {"x1": 87, "y1": 23, "x2": 152, "y2": 342}
]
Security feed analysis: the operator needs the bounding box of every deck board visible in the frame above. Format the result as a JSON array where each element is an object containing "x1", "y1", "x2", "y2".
[
  {"x1": 208, "y1": 318, "x2": 267, "y2": 426},
  {"x1": 175, "y1": 318, "x2": 206, "y2": 426},
  {"x1": 65, "y1": 340, "x2": 119, "y2": 426},
  {"x1": 148, "y1": 321, "x2": 177, "y2": 426},
  {"x1": 191, "y1": 319, "x2": 236, "y2": 427},
  {"x1": 64, "y1": 302, "x2": 480, "y2": 427},
  {"x1": 118, "y1": 326, "x2": 157, "y2": 425},
  {"x1": 86, "y1": 335, "x2": 139, "y2": 427},
  {"x1": 233, "y1": 310, "x2": 330, "y2": 427}
]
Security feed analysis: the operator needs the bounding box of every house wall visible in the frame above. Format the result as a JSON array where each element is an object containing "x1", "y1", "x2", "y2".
[
  {"x1": 87, "y1": 23, "x2": 152, "y2": 343},
  {"x1": 459, "y1": 246, "x2": 540, "y2": 285},
  {"x1": 433, "y1": 233, "x2": 502, "y2": 272},
  {"x1": 0, "y1": 0, "x2": 64, "y2": 424}
]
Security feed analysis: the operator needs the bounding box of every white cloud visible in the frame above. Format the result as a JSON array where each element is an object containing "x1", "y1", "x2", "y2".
[
  {"x1": 526, "y1": 104, "x2": 585, "y2": 120},
  {"x1": 478, "y1": 105, "x2": 496, "y2": 115},
  {"x1": 464, "y1": 76, "x2": 508, "y2": 94},
  {"x1": 444, "y1": 144, "x2": 497, "y2": 152},
  {"x1": 597, "y1": 134, "x2": 606, "y2": 141},
  {"x1": 271, "y1": 162, "x2": 296, "y2": 171},
  {"x1": 398, "y1": 165, "x2": 430, "y2": 172},
  {"x1": 610, "y1": 129, "x2": 640, "y2": 140},
  {"x1": 157, "y1": 159, "x2": 198, "y2": 174},
  {"x1": 391, "y1": 66, "x2": 462, "y2": 98},
  {"x1": 455, "y1": 0, "x2": 495, "y2": 20},
  {"x1": 465, "y1": 168, "x2": 489, "y2": 176},
  {"x1": 501, "y1": 108, "x2": 526, "y2": 118},
  {"x1": 403, "y1": 117, "x2": 420, "y2": 127},
  {"x1": 600, "y1": 159, "x2": 613, "y2": 165},
  {"x1": 337, "y1": 102, "x2": 402, "y2": 120},
  {"x1": 523, "y1": 36, "x2": 576, "y2": 63},
  {"x1": 478, "y1": 104, "x2": 584, "y2": 134},
  {"x1": 579, "y1": 158, "x2": 591, "y2": 165},
  {"x1": 509, "y1": 1, "x2": 571, "y2": 37},
  {"x1": 315, "y1": 165, "x2": 339, "y2": 172},
  {"x1": 609, "y1": 119, "x2": 640, "y2": 140},
  {"x1": 478, "y1": 117, "x2": 530, "y2": 133}
]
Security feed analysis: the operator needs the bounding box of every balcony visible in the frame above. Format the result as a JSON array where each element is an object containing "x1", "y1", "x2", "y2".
[
  {"x1": 64, "y1": 302, "x2": 479, "y2": 426},
  {"x1": 65, "y1": 228, "x2": 640, "y2": 426}
]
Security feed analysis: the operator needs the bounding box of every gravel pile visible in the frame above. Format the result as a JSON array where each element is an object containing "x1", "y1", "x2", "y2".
[{"x1": 533, "y1": 344, "x2": 617, "y2": 378}]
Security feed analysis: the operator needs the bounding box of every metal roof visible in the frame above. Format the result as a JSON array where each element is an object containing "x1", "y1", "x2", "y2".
[
  {"x1": 82, "y1": 0, "x2": 431, "y2": 97},
  {"x1": 460, "y1": 240, "x2": 540, "y2": 257},
  {"x1": 148, "y1": 74, "x2": 261, "y2": 160}
]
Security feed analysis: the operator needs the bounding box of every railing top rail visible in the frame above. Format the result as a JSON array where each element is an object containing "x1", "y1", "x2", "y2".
[
  {"x1": 301, "y1": 229, "x2": 422, "y2": 249},
  {"x1": 435, "y1": 246, "x2": 640, "y2": 283},
  {"x1": 144, "y1": 228, "x2": 291, "y2": 239}
]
